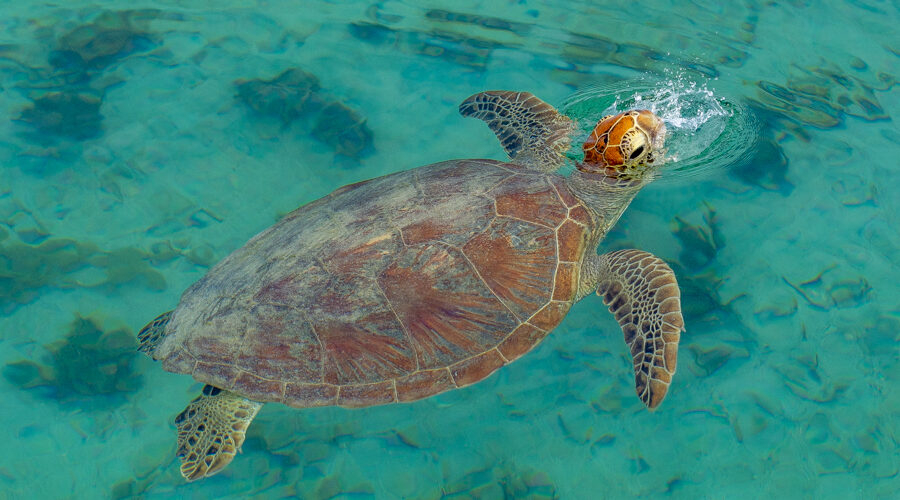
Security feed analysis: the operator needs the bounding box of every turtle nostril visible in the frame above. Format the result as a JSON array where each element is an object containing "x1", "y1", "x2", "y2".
[{"x1": 629, "y1": 145, "x2": 645, "y2": 159}]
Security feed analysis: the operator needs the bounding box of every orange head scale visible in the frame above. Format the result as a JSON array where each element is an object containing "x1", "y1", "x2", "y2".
[{"x1": 579, "y1": 110, "x2": 666, "y2": 179}]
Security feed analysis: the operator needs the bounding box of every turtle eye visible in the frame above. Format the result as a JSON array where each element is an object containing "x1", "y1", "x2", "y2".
[{"x1": 629, "y1": 145, "x2": 645, "y2": 160}]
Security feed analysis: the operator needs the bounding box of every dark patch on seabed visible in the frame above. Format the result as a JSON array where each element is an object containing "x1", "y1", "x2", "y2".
[
  {"x1": 347, "y1": 15, "x2": 722, "y2": 83},
  {"x1": 670, "y1": 203, "x2": 754, "y2": 376},
  {"x1": 49, "y1": 10, "x2": 160, "y2": 76},
  {"x1": 15, "y1": 90, "x2": 104, "y2": 141},
  {"x1": 728, "y1": 119, "x2": 793, "y2": 195},
  {"x1": 748, "y1": 59, "x2": 895, "y2": 138},
  {"x1": 0, "y1": 230, "x2": 171, "y2": 314},
  {"x1": 3, "y1": 314, "x2": 141, "y2": 404},
  {"x1": 348, "y1": 21, "x2": 501, "y2": 72},
  {"x1": 235, "y1": 68, "x2": 376, "y2": 159},
  {"x1": 8, "y1": 9, "x2": 173, "y2": 146}
]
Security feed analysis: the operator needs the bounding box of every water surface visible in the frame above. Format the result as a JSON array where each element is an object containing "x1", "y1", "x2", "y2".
[{"x1": 0, "y1": 1, "x2": 897, "y2": 498}]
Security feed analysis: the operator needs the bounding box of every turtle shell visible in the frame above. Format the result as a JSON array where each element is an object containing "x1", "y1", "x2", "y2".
[{"x1": 155, "y1": 159, "x2": 596, "y2": 407}]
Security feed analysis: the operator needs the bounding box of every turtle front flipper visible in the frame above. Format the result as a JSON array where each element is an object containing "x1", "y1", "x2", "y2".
[
  {"x1": 137, "y1": 311, "x2": 173, "y2": 359},
  {"x1": 175, "y1": 385, "x2": 263, "y2": 481},
  {"x1": 459, "y1": 91, "x2": 574, "y2": 172},
  {"x1": 581, "y1": 250, "x2": 684, "y2": 409}
]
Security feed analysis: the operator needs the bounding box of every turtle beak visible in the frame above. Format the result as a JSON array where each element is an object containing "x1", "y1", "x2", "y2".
[{"x1": 578, "y1": 110, "x2": 666, "y2": 179}]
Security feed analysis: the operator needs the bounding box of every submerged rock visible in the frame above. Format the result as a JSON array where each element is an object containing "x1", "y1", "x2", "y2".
[
  {"x1": 348, "y1": 21, "x2": 500, "y2": 71},
  {"x1": 753, "y1": 60, "x2": 891, "y2": 127},
  {"x1": 16, "y1": 91, "x2": 103, "y2": 141},
  {"x1": 3, "y1": 315, "x2": 141, "y2": 402},
  {"x1": 235, "y1": 68, "x2": 375, "y2": 158},
  {"x1": 441, "y1": 461, "x2": 559, "y2": 499},
  {"x1": 671, "y1": 203, "x2": 724, "y2": 271},
  {"x1": 729, "y1": 132, "x2": 792, "y2": 194},
  {"x1": 9, "y1": 9, "x2": 169, "y2": 147},
  {"x1": 235, "y1": 68, "x2": 323, "y2": 124},
  {"x1": 782, "y1": 265, "x2": 873, "y2": 311},
  {"x1": 0, "y1": 232, "x2": 170, "y2": 314},
  {"x1": 670, "y1": 265, "x2": 727, "y2": 323},
  {"x1": 49, "y1": 9, "x2": 161, "y2": 77},
  {"x1": 0, "y1": 236, "x2": 98, "y2": 313},
  {"x1": 312, "y1": 100, "x2": 375, "y2": 158}
]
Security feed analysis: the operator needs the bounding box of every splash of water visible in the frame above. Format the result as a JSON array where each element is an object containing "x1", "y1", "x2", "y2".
[{"x1": 561, "y1": 76, "x2": 758, "y2": 182}]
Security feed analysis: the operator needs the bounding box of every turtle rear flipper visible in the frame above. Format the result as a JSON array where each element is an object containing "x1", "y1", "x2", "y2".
[
  {"x1": 175, "y1": 385, "x2": 264, "y2": 481},
  {"x1": 582, "y1": 250, "x2": 684, "y2": 409},
  {"x1": 137, "y1": 311, "x2": 173, "y2": 359},
  {"x1": 459, "y1": 91, "x2": 574, "y2": 172}
]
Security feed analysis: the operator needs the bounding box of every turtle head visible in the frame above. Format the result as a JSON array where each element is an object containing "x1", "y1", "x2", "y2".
[{"x1": 578, "y1": 110, "x2": 666, "y2": 180}]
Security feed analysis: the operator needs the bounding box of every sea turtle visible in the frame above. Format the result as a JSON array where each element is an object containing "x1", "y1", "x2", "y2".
[{"x1": 138, "y1": 91, "x2": 684, "y2": 481}]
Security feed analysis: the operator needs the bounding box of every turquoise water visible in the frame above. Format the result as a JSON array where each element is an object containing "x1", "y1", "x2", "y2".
[{"x1": 0, "y1": 0, "x2": 897, "y2": 498}]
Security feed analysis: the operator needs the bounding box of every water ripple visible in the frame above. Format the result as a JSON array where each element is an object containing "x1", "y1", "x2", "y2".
[{"x1": 562, "y1": 76, "x2": 759, "y2": 183}]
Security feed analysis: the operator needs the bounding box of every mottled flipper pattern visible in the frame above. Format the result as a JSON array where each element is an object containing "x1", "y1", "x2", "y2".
[
  {"x1": 137, "y1": 310, "x2": 173, "y2": 358},
  {"x1": 594, "y1": 249, "x2": 683, "y2": 409},
  {"x1": 459, "y1": 91, "x2": 574, "y2": 172},
  {"x1": 175, "y1": 385, "x2": 263, "y2": 481}
]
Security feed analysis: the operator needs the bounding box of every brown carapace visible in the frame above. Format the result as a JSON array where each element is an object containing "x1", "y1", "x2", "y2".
[{"x1": 580, "y1": 110, "x2": 666, "y2": 178}]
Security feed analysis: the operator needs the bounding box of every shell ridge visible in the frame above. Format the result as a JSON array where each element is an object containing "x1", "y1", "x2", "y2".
[
  {"x1": 546, "y1": 176, "x2": 570, "y2": 212},
  {"x1": 478, "y1": 168, "x2": 519, "y2": 195},
  {"x1": 373, "y1": 278, "x2": 420, "y2": 373},
  {"x1": 455, "y1": 238, "x2": 525, "y2": 326},
  {"x1": 306, "y1": 315, "x2": 327, "y2": 384},
  {"x1": 494, "y1": 213, "x2": 555, "y2": 231}
]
